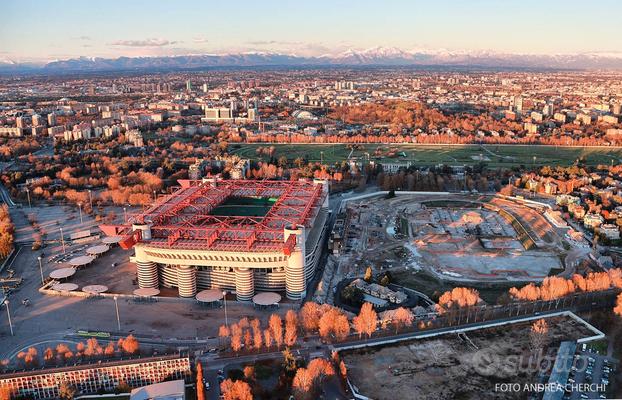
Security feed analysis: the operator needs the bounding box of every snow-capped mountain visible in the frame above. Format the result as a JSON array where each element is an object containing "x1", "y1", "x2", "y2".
[{"x1": 3, "y1": 47, "x2": 622, "y2": 73}]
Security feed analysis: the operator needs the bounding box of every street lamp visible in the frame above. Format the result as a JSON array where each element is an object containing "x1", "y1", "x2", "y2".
[
  {"x1": 222, "y1": 290, "x2": 228, "y2": 328},
  {"x1": 88, "y1": 189, "x2": 93, "y2": 210},
  {"x1": 59, "y1": 227, "x2": 65, "y2": 254},
  {"x1": 78, "y1": 202, "x2": 83, "y2": 224},
  {"x1": 37, "y1": 256, "x2": 44, "y2": 285},
  {"x1": 26, "y1": 188, "x2": 31, "y2": 209},
  {"x1": 4, "y1": 300, "x2": 13, "y2": 336},
  {"x1": 320, "y1": 151, "x2": 324, "y2": 165},
  {"x1": 153, "y1": 190, "x2": 157, "y2": 201},
  {"x1": 114, "y1": 296, "x2": 121, "y2": 331},
  {"x1": 123, "y1": 207, "x2": 127, "y2": 223}
]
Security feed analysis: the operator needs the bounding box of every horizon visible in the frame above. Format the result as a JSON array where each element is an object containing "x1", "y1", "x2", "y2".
[{"x1": 2, "y1": 0, "x2": 622, "y2": 63}]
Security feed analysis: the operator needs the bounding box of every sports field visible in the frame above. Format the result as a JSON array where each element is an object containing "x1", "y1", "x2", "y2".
[{"x1": 228, "y1": 143, "x2": 622, "y2": 167}]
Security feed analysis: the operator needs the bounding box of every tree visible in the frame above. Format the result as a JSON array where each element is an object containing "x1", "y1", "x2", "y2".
[
  {"x1": 231, "y1": 324, "x2": 243, "y2": 353},
  {"x1": 44, "y1": 347, "x2": 55, "y2": 363},
  {"x1": 614, "y1": 293, "x2": 622, "y2": 316},
  {"x1": 282, "y1": 348, "x2": 297, "y2": 373},
  {"x1": 252, "y1": 328, "x2": 263, "y2": 350},
  {"x1": 263, "y1": 329, "x2": 272, "y2": 348},
  {"x1": 292, "y1": 358, "x2": 335, "y2": 400},
  {"x1": 353, "y1": 302, "x2": 378, "y2": 339},
  {"x1": 364, "y1": 266, "x2": 373, "y2": 283},
  {"x1": 196, "y1": 362, "x2": 206, "y2": 400},
  {"x1": 530, "y1": 319, "x2": 549, "y2": 352},
  {"x1": 220, "y1": 379, "x2": 252, "y2": 400},
  {"x1": 284, "y1": 310, "x2": 298, "y2": 346},
  {"x1": 104, "y1": 342, "x2": 115, "y2": 356},
  {"x1": 269, "y1": 314, "x2": 283, "y2": 348},
  {"x1": 243, "y1": 365, "x2": 255, "y2": 381},
  {"x1": 0, "y1": 385, "x2": 12, "y2": 400},
  {"x1": 300, "y1": 302, "x2": 321, "y2": 333},
  {"x1": 438, "y1": 287, "x2": 480, "y2": 311},
  {"x1": 121, "y1": 335, "x2": 139, "y2": 354},
  {"x1": 392, "y1": 307, "x2": 414, "y2": 333},
  {"x1": 59, "y1": 381, "x2": 77, "y2": 400},
  {"x1": 318, "y1": 307, "x2": 350, "y2": 341}
]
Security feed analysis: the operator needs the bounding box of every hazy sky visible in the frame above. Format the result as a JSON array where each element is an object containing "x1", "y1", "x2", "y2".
[{"x1": 2, "y1": 0, "x2": 622, "y2": 62}]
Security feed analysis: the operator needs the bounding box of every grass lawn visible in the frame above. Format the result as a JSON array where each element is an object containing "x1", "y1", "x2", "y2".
[{"x1": 228, "y1": 143, "x2": 622, "y2": 167}]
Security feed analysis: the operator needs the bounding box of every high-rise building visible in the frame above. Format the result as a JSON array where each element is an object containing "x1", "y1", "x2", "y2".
[
  {"x1": 31, "y1": 114, "x2": 43, "y2": 126},
  {"x1": 186, "y1": 80, "x2": 192, "y2": 92},
  {"x1": 513, "y1": 96, "x2": 523, "y2": 113},
  {"x1": 47, "y1": 112, "x2": 56, "y2": 126},
  {"x1": 15, "y1": 116, "x2": 25, "y2": 128},
  {"x1": 202, "y1": 83, "x2": 209, "y2": 93}
]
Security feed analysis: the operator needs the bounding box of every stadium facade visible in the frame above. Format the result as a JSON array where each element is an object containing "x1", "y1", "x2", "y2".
[{"x1": 102, "y1": 178, "x2": 329, "y2": 301}]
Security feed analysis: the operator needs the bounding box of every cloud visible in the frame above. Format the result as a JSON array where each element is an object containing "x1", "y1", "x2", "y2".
[
  {"x1": 246, "y1": 40, "x2": 303, "y2": 46},
  {"x1": 109, "y1": 38, "x2": 178, "y2": 47},
  {"x1": 193, "y1": 36, "x2": 209, "y2": 44},
  {"x1": 72, "y1": 36, "x2": 92, "y2": 41}
]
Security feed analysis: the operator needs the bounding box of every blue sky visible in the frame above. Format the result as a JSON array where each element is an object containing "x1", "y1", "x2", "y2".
[{"x1": 2, "y1": 0, "x2": 621, "y2": 62}]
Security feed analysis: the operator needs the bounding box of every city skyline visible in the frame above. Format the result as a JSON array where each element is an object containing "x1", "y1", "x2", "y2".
[{"x1": 2, "y1": 0, "x2": 622, "y2": 62}]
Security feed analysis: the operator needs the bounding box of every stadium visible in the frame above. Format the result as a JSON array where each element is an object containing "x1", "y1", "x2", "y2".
[{"x1": 101, "y1": 178, "x2": 329, "y2": 301}]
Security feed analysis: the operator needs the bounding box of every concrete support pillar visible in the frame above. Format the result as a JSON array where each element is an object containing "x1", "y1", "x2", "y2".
[
  {"x1": 136, "y1": 259, "x2": 159, "y2": 289},
  {"x1": 234, "y1": 267, "x2": 254, "y2": 301},
  {"x1": 284, "y1": 225, "x2": 306, "y2": 300},
  {"x1": 313, "y1": 178, "x2": 330, "y2": 209},
  {"x1": 177, "y1": 265, "x2": 197, "y2": 298}
]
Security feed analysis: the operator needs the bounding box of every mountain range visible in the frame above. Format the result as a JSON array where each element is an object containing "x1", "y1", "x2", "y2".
[{"x1": 3, "y1": 47, "x2": 622, "y2": 73}]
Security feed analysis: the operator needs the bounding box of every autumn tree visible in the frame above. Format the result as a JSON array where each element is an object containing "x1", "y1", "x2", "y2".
[
  {"x1": 263, "y1": 328, "x2": 272, "y2": 348},
  {"x1": 284, "y1": 309, "x2": 298, "y2": 346},
  {"x1": 269, "y1": 314, "x2": 284, "y2": 348},
  {"x1": 614, "y1": 293, "x2": 622, "y2": 317},
  {"x1": 299, "y1": 302, "x2": 321, "y2": 333},
  {"x1": 282, "y1": 347, "x2": 297, "y2": 373},
  {"x1": 120, "y1": 335, "x2": 139, "y2": 354},
  {"x1": 219, "y1": 324, "x2": 231, "y2": 348},
  {"x1": 231, "y1": 324, "x2": 243, "y2": 353},
  {"x1": 243, "y1": 365, "x2": 255, "y2": 381},
  {"x1": 364, "y1": 266, "x2": 373, "y2": 283},
  {"x1": 392, "y1": 307, "x2": 414, "y2": 333},
  {"x1": 44, "y1": 347, "x2": 55, "y2": 364},
  {"x1": 318, "y1": 306, "x2": 350, "y2": 341},
  {"x1": 529, "y1": 319, "x2": 549, "y2": 353},
  {"x1": 220, "y1": 379, "x2": 253, "y2": 400},
  {"x1": 292, "y1": 358, "x2": 335, "y2": 400},
  {"x1": 196, "y1": 361, "x2": 206, "y2": 400},
  {"x1": 353, "y1": 302, "x2": 378, "y2": 339},
  {"x1": 438, "y1": 287, "x2": 481, "y2": 311},
  {"x1": 0, "y1": 385, "x2": 11, "y2": 400},
  {"x1": 59, "y1": 381, "x2": 77, "y2": 400}
]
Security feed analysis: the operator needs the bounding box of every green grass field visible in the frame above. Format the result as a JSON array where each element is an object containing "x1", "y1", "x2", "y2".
[{"x1": 228, "y1": 143, "x2": 622, "y2": 167}]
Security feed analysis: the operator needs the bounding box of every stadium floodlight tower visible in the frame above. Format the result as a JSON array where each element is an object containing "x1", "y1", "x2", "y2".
[{"x1": 101, "y1": 178, "x2": 329, "y2": 301}]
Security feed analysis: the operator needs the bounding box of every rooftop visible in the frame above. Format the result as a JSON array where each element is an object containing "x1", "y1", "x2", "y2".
[{"x1": 101, "y1": 179, "x2": 326, "y2": 254}]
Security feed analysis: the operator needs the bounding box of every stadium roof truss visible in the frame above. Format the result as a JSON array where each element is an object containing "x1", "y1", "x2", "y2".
[{"x1": 101, "y1": 179, "x2": 326, "y2": 254}]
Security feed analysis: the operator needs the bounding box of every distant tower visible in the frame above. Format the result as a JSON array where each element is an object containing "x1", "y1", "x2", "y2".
[
  {"x1": 47, "y1": 112, "x2": 56, "y2": 126},
  {"x1": 514, "y1": 96, "x2": 523, "y2": 113},
  {"x1": 32, "y1": 114, "x2": 43, "y2": 127},
  {"x1": 186, "y1": 80, "x2": 192, "y2": 92}
]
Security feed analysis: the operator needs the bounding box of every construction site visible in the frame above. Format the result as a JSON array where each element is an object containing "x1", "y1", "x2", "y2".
[
  {"x1": 317, "y1": 192, "x2": 570, "y2": 304},
  {"x1": 342, "y1": 314, "x2": 598, "y2": 400}
]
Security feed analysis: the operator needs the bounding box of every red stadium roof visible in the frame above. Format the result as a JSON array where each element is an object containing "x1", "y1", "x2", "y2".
[{"x1": 101, "y1": 179, "x2": 326, "y2": 254}]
